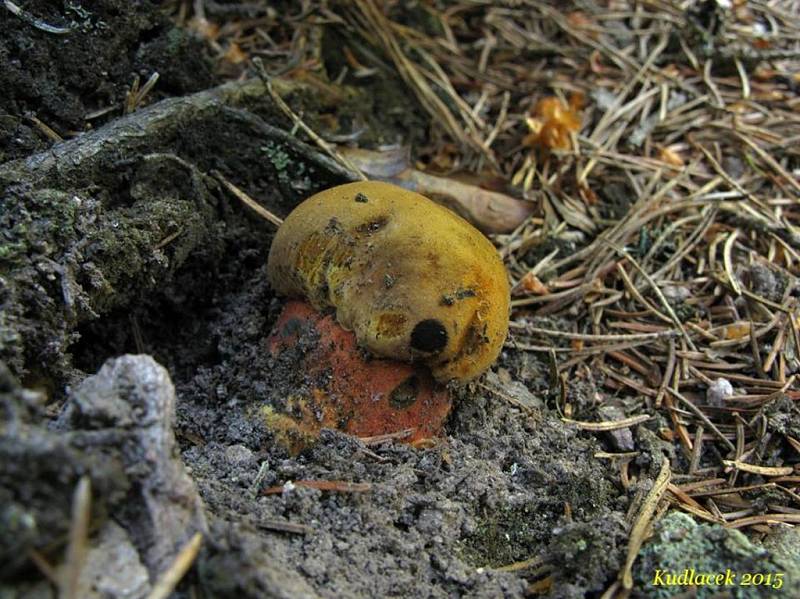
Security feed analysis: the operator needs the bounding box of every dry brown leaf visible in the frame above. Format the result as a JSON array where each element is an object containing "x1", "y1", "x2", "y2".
[{"x1": 339, "y1": 146, "x2": 533, "y2": 234}]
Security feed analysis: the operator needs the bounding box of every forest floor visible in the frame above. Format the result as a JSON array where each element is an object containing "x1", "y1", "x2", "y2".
[{"x1": 1, "y1": 1, "x2": 800, "y2": 598}]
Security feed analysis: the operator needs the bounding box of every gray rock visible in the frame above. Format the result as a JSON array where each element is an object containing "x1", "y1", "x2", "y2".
[
  {"x1": 64, "y1": 354, "x2": 207, "y2": 580},
  {"x1": 225, "y1": 443, "x2": 256, "y2": 467},
  {"x1": 598, "y1": 405, "x2": 635, "y2": 451},
  {"x1": 746, "y1": 262, "x2": 780, "y2": 300},
  {"x1": 706, "y1": 377, "x2": 733, "y2": 407},
  {"x1": 486, "y1": 369, "x2": 543, "y2": 409},
  {"x1": 662, "y1": 285, "x2": 691, "y2": 303},
  {"x1": 0, "y1": 363, "x2": 130, "y2": 576},
  {"x1": 64, "y1": 521, "x2": 151, "y2": 599}
]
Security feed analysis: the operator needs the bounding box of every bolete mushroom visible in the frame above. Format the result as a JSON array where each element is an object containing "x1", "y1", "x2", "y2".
[
  {"x1": 264, "y1": 299, "x2": 452, "y2": 451},
  {"x1": 267, "y1": 181, "x2": 510, "y2": 383}
]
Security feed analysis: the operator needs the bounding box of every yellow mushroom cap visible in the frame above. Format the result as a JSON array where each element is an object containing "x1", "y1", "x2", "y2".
[{"x1": 266, "y1": 181, "x2": 510, "y2": 383}]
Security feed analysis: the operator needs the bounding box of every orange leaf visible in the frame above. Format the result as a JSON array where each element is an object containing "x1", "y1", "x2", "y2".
[
  {"x1": 187, "y1": 16, "x2": 219, "y2": 41},
  {"x1": 566, "y1": 11, "x2": 598, "y2": 39},
  {"x1": 658, "y1": 146, "x2": 684, "y2": 168},
  {"x1": 578, "y1": 182, "x2": 599, "y2": 205},
  {"x1": 723, "y1": 322, "x2": 751, "y2": 340},
  {"x1": 223, "y1": 42, "x2": 248, "y2": 65},
  {"x1": 520, "y1": 272, "x2": 549, "y2": 295},
  {"x1": 523, "y1": 95, "x2": 583, "y2": 152}
]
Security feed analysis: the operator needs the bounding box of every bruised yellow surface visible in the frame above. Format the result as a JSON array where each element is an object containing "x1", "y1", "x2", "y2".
[{"x1": 266, "y1": 181, "x2": 510, "y2": 383}]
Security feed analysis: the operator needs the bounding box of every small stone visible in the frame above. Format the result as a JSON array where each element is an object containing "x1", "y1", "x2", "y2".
[
  {"x1": 746, "y1": 263, "x2": 779, "y2": 300},
  {"x1": 225, "y1": 443, "x2": 255, "y2": 466},
  {"x1": 69, "y1": 521, "x2": 151, "y2": 599},
  {"x1": 706, "y1": 378, "x2": 733, "y2": 407},
  {"x1": 722, "y1": 155, "x2": 745, "y2": 179},
  {"x1": 65, "y1": 355, "x2": 207, "y2": 575},
  {"x1": 598, "y1": 405, "x2": 634, "y2": 451},
  {"x1": 486, "y1": 370, "x2": 543, "y2": 409},
  {"x1": 662, "y1": 285, "x2": 691, "y2": 302}
]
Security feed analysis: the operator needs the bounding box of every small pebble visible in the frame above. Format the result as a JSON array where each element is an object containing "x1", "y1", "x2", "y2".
[
  {"x1": 746, "y1": 263, "x2": 778, "y2": 300},
  {"x1": 706, "y1": 378, "x2": 733, "y2": 407},
  {"x1": 662, "y1": 285, "x2": 691, "y2": 302},
  {"x1": 225, "y1": 443, "x2": 254, "y2": 466},
  {"x1": 599, "y1": 405, "x2": 635, "y2": 451}
]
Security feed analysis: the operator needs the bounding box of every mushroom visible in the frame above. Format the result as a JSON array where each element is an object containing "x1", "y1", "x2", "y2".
[
  {"x1": 264, "y1": 299, "x2": 452, "y2": 451},
  {"x1": 267, "y1": 181, "x2": 510, "y2": 383}
]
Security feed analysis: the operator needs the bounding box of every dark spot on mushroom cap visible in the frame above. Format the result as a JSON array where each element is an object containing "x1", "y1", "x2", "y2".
[
  {"x1": 440, "y1": 287, "x2": 477, "y2": 306},
  {"x1": 325, "y1": 217, "x2": 343, "y2": 235},
  {"x1": 356, "y1": 215, "x2": 389, "y2": 235},
  {"x1": 410, "y1": 319, "x2": 448, "y2": 353},
  {"x1": 354, "y1": 192, "x2": 369, "y2": 203},
  {"x1": 455, "y1": 288, "x2": 477, "y2": 299}
]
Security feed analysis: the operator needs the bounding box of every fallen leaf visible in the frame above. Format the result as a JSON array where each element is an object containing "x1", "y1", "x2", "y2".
[
  {"x1": 223, "y1": 42, "x2": 248, "y2": 65},
  {"x1": 187, "y1": 16, "x2": 219, "y2": 41},
  {"x1": 523, "y1": 94, "x2": 584, "y2": 152},
  {"x1": 658, "y1": 146, "x2": 684, "y2": 168},
  {"x1": 566, "y1": 11, "x2": 599, "y2": 39},
  {"x1": 723, "y1": 322, "x2": 751, "y2": 340},
  {"x1": 519, "y1": 272, "x2": 549, "y2": 295}
]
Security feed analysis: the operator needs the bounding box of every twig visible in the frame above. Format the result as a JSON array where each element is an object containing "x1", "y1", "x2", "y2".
[
  {"x1": 262, "y1": 480, "x2": 372, "y2": 494},
  {"x1": 146, "y1": 532, "x2": 203, "y2": 599},
  {"x1": 3, "y1": 0, "x2": 74, "y2": 34},
  {"x1": 212, "y1": 170, "x2": 284, "y2": 227},
  {"x1": 667, "y1": 388, "x2": 736, "y2": 454},
  {"x1": 562, "y1": 414, "x2": 651, "y2": 432},
  {"x1": 60, "y1": 476, "x2": 91, "y2": 599},
  {"x1": 252, "y1": 58, "x2": 368, "y2": 181},
  {"x1": 620, "y1": 457, "x2": 671, "y2": 589}
]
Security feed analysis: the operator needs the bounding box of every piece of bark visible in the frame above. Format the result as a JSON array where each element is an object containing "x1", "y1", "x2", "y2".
[{"x1": 0, "y1": 78, "x2": 351, "y2": 190}]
